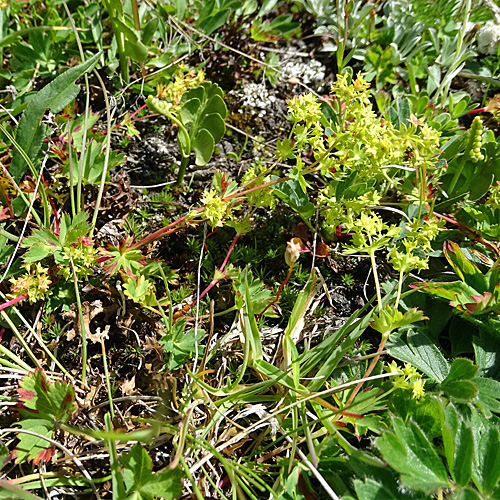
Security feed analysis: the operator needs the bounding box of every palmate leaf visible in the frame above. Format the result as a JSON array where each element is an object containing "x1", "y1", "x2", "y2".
[
  {"x1": 22, "y1": 212, "x2": 92, "y2": 263},
  {"x1": 370, "y1": 306, "x2": 427, "y2": 339},
  {"x1": 14, "y1": 418, "x2": 55, "y2": 465},
  {"x1": 13, "y1": 369, "x2": 76, "y2": 464},
  {"x1": 99, "y1": 236, "x2": 145, "y2": 278},
  {"x1": 120, "y1": 444, "x2": 183, "y2": 500},
  {"x1": 387, "y1": 328, "x2": 450, "y2": 382}
]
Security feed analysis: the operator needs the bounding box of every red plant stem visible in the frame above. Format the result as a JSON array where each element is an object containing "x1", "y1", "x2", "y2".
[
  {"x1": 97, "y1": 176, "x2": 292, "y2": 269},
  {"x1": 465, "y1": 107, "x2": 486, "y2": 115},
  {"x1": 256, "y1": 264, "x2": 294, "y2": 321},
  {"x1": 127, "y1": 177, "x2": 289, "y2": 253},
  {"x1": 345, "y1": 339, "x2": 387, "y2": 407},
  {"x1": 49, "y1": 196, "x2": 60, "y2": 235},
  {"x1": 433, "y1": 211, "x2": 500, "y2": 256},
  {"x1": 220, "y1": 234, "x2": 239, "y2": 272},
  {"x1": 0, "y1": 292, "x2": 29, "y2": 312},
  {"x1": 185, "y1": 234, "x2": 240, "y2": 312}
]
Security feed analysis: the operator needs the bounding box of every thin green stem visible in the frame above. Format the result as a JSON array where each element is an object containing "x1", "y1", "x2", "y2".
[
  {"x1": 69, "y1": 256, "x2": 87, "y2": 384},
  {"x1": 0, "y1": 124, "x2": 43, "y2": 227},
  {"x1": 61, "y1": 0, "x2": 89, "y2": 213},
  {"x1": 104, "y1": 412, "x2": 127, "y2": 500},
  {"x1": 177, "y1": 154, "x2": 190, "y2": 185},
  {"x1": 395, "y1": 269, "x2": 404, "y2": 309},
  {"x1": 90, "y1": 69, "x2": 113, "y2": 236},
  {"x1": 179, "y1": 457, "x2": 204, "y2": 500},
  {"x1": 368, "y1": 250, "x2": 383, "y2": 310},
  {"x1": 0, "y1": 342, "x2": 32, "y2": 371},
  {"x1": 0, "y1": 228, "x2": 19, "y2": 242},
  {"x1": 67, "y1": 118, "x2": 76, "y2": 218},
  {"x1": 0, "y1": 290, "x2": 74, "y2": 379},
  {"x1": 100, "y1": 336, "x2": 114, "y2": 420}
]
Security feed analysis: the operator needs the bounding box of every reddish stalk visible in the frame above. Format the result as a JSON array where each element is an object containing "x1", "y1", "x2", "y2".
[
  {"x1": 345, "y1": 339, "x2": 387, "y2": 408},
  {"x1": 433, "y1": 211, "x2": 500, "y2": 256},
  {"x1": 0, "y1": 292, "x2": 29, "y2": 312},
  {"x1": 256, "y1": 264, "x2": 294, "y2": 321},
  {"x1": 127, "y1": 177, "x2": 289, "y2": 252},
  {"x1": 185, "y1": 233, "x2": 239, "y2": 312},
  {"x1": 465, "y1": 107, "x2": 487, "y2": 115}
]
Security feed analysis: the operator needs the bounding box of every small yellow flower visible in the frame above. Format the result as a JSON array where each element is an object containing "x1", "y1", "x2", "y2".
[
  {"x1": 411, "y1": 378, "x2": 425, "y2": 399},
  {"x1": 403, "y1": 363, "x2": 419, "y2": 380}
]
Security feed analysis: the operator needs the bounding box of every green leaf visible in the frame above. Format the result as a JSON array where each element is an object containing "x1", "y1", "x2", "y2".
[
  {"x1": 389, "y1": 98, "x2": 411, "y2": 130},
  {"x1": 442, "y1": 358, "x2": 479, "y2": 384},
  {"x1": 124, "y1": 276, "x2": 156, "y2": 307},
  {"x1": 440, "y1": 358, "x2": 479, "y2": 404},
  {"x1": 204, "y1": 94, "x2": 227, "y2": 117},
  {"x1": 387, "y1": 328, "x2": 449, "y2": 382},
  {"x1": 111, "y1": 19, "x2": 149, "y2": 62},
  {"x1": 198, "y1": 8, "x2": 230, "y2": 35},
  {"x1": 273, "y1": 178, "x2": 315, "y2": 219},
  {"x1": 13, "y1": 369, "x2": 76, "y2": 464},
  {"x1": 453, "y1": 488, "x2": 482, "y2": 500},
  {"x1": 14, "y1": 369, "x2": 76, "y2": 464},
  {"x1": 100, "y1": 237, "x2": 145, "y2": 278},
  {"x1": 161, "y1": 325, "x2": 205, "y2": 370},
  {"x1": 442, "y1": 404, "x2": 474, "y2": 487},
  {"x1": 233, "y1": 268, "x2": 274, "y2": 315},
  {"x1": 17, "y1": 369, "x2": 76, "y2": 422},
  {"x1": 475, "y1": 377, "x2": 500, "y2": 417},
  {"x1": 22, "y1": 241, "x2": 54, "y2": 262},
  {"x1": 10, "y1": 52, "x2": 101, "y2": 182},
  {"x1": 444, "y1": 241, "x2": 489, "y2": 293},
  {"x1": 14, "y1": 418, "x2": 55, "y2": 465},
  {"x1": 370, "y1": 306, "x2": 427, "y2": 339},
  {"x1": 473, "y1": 425, "x2": 500, "y2": 494},
  {"x1": 442, "y1": 380, "x2": 478, "y2": 404},
  {"x1": 192, "y1": 128, "x2": 215, "y2": 166},
  {"x1": 200, "y1": 113, "x2": 225, "y2": 144},
  {"x1": 179, "y1": 98, "x2": 201, "y2": 125},
  {"x1": 276, "y1": 138, "x2": 295, "y2": 160},
  {"x1": 0, "y1": 480, "x2": 46, "y2": 500},
  {"x1": 120, "y1": 443, "x2": 183, "y2": 500},
  {"x1": 354, "y1": 478, "x2": 400, "y2": 500},
  {"x1": 376, "y1": 417, "x2": 450, "y2": 492}
]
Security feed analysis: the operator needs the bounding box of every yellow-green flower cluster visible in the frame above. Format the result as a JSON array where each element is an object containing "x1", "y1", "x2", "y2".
[
  {"x1": 157, "y1": 67, "x2": 205, "y2": 112},
  {"x1": 486, "y1": 181, "x2": 500, "y2": 208},
  {"x1": 241, "y1": 166, "x2": 276, "y2": 209},
  {"x1": 202, "y1": 189, "x2": 231, "y2": 228},
  {"x1": 344, "y1": 213, "x2": 400, "y2": 255},
  {"x1": 287, "y1": 93, "x2": 322, "y2": 124},
  {"x1": 322, "y1": 189, "x2": 381, "y2": 230},
  {"x1": 57, "y1": 239, "x2": 97, "y2": 280},
  {"x1": 405, "y1": 217, "x2": 445, "y2": 252},
  {"x1": 10, "y1": 263, "x2": 51, "y2": 303},
  {"x1": 386, "y1": 361, "x2": 425, "y2": 400},
  {"x1": 328, "y1": 74, "x2": 441, "y2": 179},
  {"x1": 388, "y1": 217, "x2": 444, "y2": 274}
]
